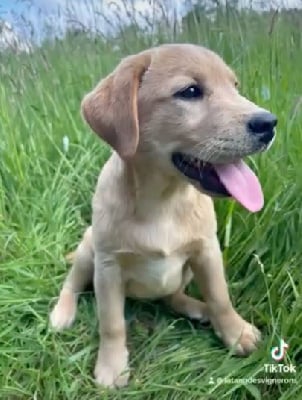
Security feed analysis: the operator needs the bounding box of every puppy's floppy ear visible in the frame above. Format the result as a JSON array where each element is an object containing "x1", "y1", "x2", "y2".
[{"x1": 81, "y1": 52, "x2": 151, "y2": 159}]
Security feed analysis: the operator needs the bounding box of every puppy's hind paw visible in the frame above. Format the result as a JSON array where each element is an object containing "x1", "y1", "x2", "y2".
[{"x1": 49, "y1": 289, "x2": 77, "y2": 331}]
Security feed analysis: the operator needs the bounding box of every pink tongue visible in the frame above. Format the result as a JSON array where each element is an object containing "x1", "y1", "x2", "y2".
[{"x1": 214, "y1": 160, "x2": 264, "y2": 212}]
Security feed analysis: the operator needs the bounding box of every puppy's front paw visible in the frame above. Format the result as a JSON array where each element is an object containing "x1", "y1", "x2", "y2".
[
  {"x1": 94, "y1": 348, "x2": 129, "y2": 388},
  {"x1": 213, "y1": 311, "x2": 261, "y2": 355},
  {"x1": 49, "y1": 289, "x2": 77, "y2": 331}
]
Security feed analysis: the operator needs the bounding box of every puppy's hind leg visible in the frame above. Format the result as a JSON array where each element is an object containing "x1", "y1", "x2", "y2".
[
  {"x1": 164, "y1": 267, "x2": 209, "y2": 323},
  {"x1": 164, "y1": 291, "x2": 209, "y2": 323},
  {"x1": 50, "y1": 226, "x2": 94, "y2": 331}
]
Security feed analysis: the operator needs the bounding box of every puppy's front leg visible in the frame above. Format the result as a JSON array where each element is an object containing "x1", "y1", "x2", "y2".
[
  {"x1": 94, "y1": 252, "x2": 129, "y2": 388},
  {"x1": 191, "y1": 236, "x2": 261, "y2": 355}
]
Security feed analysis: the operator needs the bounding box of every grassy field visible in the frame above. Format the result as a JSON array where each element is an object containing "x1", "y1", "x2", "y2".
[{"x1": 1, "y1": 3, "x2": 302, "y2": 399}]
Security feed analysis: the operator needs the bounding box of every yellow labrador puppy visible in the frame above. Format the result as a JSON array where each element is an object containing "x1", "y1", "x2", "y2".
[{"x1": 50, "y1": 44, "x2": 277, "y2": 388}]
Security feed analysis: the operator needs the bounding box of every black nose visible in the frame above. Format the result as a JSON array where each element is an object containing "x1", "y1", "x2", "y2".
[{"x1": 247, "y1": 112, "x2": 277, "y2": 144}]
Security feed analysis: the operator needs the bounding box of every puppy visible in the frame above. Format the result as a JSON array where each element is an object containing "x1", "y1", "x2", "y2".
[{"x1": 50, "y1": 44, "x2": 277, "y2": 388}]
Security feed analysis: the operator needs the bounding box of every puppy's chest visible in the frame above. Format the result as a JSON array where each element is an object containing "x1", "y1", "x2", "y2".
[{"x1": 119, "y1": 252, "x2": 189, "y2": 299}]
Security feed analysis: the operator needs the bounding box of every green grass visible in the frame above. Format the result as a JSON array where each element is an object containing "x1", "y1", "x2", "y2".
[{"x1": 1, "y1": 4, "x2": 302, "y2": 400}]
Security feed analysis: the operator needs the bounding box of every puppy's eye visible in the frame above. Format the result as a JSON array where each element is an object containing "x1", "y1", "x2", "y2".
[{"x1": 174, "y1": 85, "x2": 203, "y2": 100}]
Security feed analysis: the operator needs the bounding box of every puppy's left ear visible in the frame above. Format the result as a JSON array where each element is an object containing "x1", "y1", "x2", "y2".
[{"x1": 81, "y1": 51, "x2": 152, "y2": 160}]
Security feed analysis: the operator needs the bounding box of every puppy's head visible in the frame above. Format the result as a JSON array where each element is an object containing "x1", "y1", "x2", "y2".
[{"x1": 82, "y1": 44, "x2": 277, "y2": 212}]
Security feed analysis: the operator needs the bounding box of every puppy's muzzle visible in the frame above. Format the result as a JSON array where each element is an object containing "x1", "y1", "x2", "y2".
[{"x1": 247, "y1": 111, "x2": 277, "y2": 145}]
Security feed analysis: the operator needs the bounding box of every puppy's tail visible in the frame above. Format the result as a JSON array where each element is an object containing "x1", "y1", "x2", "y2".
[
  {"x1": 65, "y1": 251, "x2": 76, "y2": 264},
  {"x1": 64, "y1": 226, "x2": 93, "y2": 265}
]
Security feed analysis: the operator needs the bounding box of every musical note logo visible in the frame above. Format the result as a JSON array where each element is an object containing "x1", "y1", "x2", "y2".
[{"x1": 271, "y1": 339, "x2": 289, "y2": 361}]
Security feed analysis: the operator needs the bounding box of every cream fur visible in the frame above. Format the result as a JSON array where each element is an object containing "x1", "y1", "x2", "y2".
[{"x1": 49, "y1": 44, "x2": 273, "y2": 388}]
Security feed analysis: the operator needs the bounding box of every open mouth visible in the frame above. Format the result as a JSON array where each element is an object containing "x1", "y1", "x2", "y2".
[
  {"x1": 171, "y1": 152, "x2": 264, "y2": 213},
  {"x1": 172, "y1": 153, "x2": 230, "y2": 197}
]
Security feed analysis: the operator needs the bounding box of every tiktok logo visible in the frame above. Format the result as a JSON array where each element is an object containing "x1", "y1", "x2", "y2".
[
  {"x1": 271, "y1": 339, "x2": 289, "y2": 361},
  {"x1": 264, "y1": 339, "x2": 295, "y2": 374}
]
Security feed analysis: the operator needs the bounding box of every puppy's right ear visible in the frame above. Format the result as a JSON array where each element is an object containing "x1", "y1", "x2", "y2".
[{"x1": 81, "y1": 52, "x2": 151, "y2": 160}]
